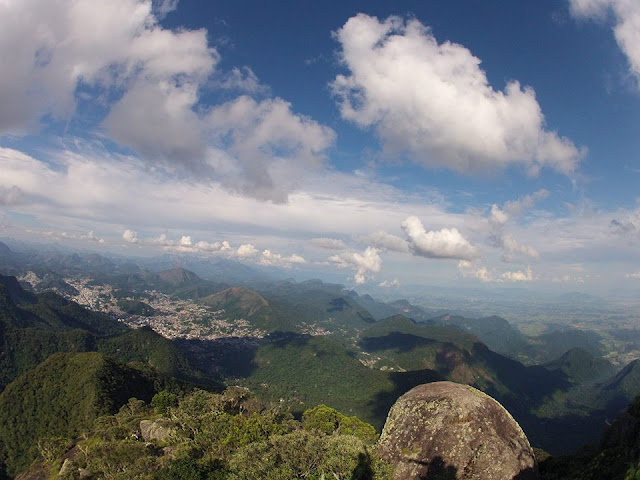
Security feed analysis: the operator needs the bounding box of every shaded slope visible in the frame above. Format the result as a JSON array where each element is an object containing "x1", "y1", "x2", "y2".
[
  {"x1": 540, "y1": 394, "x2": 640, "y2": 480},
  {"x1": 0, "y1": 352, "x2": 183, "y2": 476},
  {"x1": 97, "y1": 326, "x2": 215, "y2": 386},
  {"x1": 545, "y1": 347, "x2": 616, "y2": 384},
  {"x1": 229, "y1": 334, "x2": 441, "y2": 430},
  {"x1": 0, "y1": 275, "x2": 207, "y2": 392},
  {"x1": 530, "y1": 327, "x2": 605, "y2": 364},
  {"x1": 428, "y1": 314, "x2": 530, "y2": 358},
  {"x1": 0, "y1": 281, "x2": 124, "y2": 389}
]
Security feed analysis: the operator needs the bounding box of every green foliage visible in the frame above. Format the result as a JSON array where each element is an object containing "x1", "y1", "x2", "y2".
[
  {"x1": 0, "y1": 352, "x2": 180, "y2": 476},
  {"x1": 153, "y1": 390, "x2": 179, "y2": 415},
  {"x1": 0, "y1": 278, "x2": 126, "y2": 389},
  {"x1": 84, "y1": 439, "x2": 156, "y2": 480},
  {"x1": 237, "y1": 335, "x2": 397, "y2": 429},
  {"x1": 117, "y1": 298, "x2": 155, "y2": 316},
  {"x1": 228, "y1": 430, "x2": 391, "y2": 480},
  {"x1": 154, "y1": 458, "x2": 217, "y2": 480},
  {"x1": 36, "y1": 436, "x2": 71, "y2": 464},
  {"x1": 625, "y1": 462, "x2": 640, "y2": 480},
  {"x1": 97, "y1": 327, "x2": 202, "y2": 383},
  {"x1": 544, "y1": 347, "x2": 615, "y2": 384},
  {"x1": 302, "y1": 404, "x2": 378, "y2": 443},
  {"x1": 540, "y1": 394, "x2": 640, "y2": 480},
  {"x1": 10, "y1": 387, "x2": 393, "y2": 480}
]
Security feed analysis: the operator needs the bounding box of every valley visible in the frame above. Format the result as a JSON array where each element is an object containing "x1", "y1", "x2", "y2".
[{"x1": 2, "y1": 242, "x2": 640, "y2": 477}]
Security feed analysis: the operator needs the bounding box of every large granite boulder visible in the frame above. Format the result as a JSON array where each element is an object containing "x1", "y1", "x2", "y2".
[{"x1": 377, "y1": 381, "x2": 537, "y2": 480}]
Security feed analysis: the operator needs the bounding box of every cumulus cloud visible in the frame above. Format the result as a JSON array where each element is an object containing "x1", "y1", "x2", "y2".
[
  {"x1": 206, "y1": 95, "x2": 335, "y2": 202},
  {"x1": 459, "y1": 261, "x2": 533, "y2": 282},
  {"x1": 57, "y1": 230, "x2": 105, "y2": 244},
  {"x1": 401, "y1": 216, "x2": 477, "y2": 260},
  {"x1": 458, "y1": 260, "x2": 491, "y2": 282},
  {"x1": 310, "y1": 237, "x2": 347, "y2": 250},
  {"x1": 378, "y1": 278, "x2": 401, "y2": 288},
  {"x1": 570, "y1": 0, "x2": 640, "y2": 88},
  {"x1": 329, "y1": 246, "x2": 382, "y2": 284},
  {"x1": 0, "y1": 0, "x2": 334, "y2": 203},
  {"x1": 259, "y1": 249, "x2": 306, "y2": 267},
  {"x1": 119, "y1": 230, "x2": 304, "y2": 267},
  {"x1": 501, "y1": 266, "x2": 533, "y2": 282},
  {"x1": 123, "y1": 229, "x2": 139, "y2": 244},
  {"x1": 0, "y1": 0, "x2": 216, "y2": 134},
  {"x1": 332, "y1": 14, "x2": 582, "y2": 175},
  {"x1": 364, "y1": 230, "x2": 410, "y2": 252},
  {"x1": 122, "y1": 230, "x2": 235, "y2": 254},
  {"x1": 195, "y1": 240, "x2": 232, "y2": 252},
  {"x1": 236, "y1": 243, "x2": 258, "y2": 258}
]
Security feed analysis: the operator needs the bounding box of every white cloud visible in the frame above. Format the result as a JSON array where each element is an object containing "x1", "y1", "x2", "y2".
[
  {"x1": 332, "y1": 14, "x2": 582, "y2": 175},
  {"x1": 625, "y1": 272, "x2": 640, "y2": 279},
  {"x1": 195, "y1": 240, "x2": 231, "y2": 252},
  {"x1": 119, "y1": 230, "x2": 305, "y2": 267},
  {"x1": 487, "y1": 190, "x2": 547, "y2": 262},
  {"x1": 364, "y1": 230, "x2": 410, "y2": 252},
  {"x1": 236, "y1": 243, "x2": 258, "y2": 258},
  {"x1": 57, "y1": 230, "x2": 105, "y2": 244},
  {"x1": 329, "y1": 246, "x2": 382, "y2": 284},
  {"x1": 259, "y1": 249, "x2": 306, "y2": 267},
  {"x1": 0, "y1": 146, "x2": 475, "y2": 240},
  {"x1": 501, "y1": 266, "x2": 533, "y2": 282},
  {"x1": 154, "y1": 0, "x2": 179, "y2": 19},
  {"x1": 504, "y1": 189, "x2": 549, "y2": 216},
  {"x1": 458, "y1": 260, "x2": 492, "y2": 282},
  {"x1": 501, "y1": 234, "x2": 540, "y2": 260},
  {"x1": 570, "y1": 0, "x2": 640, "y2": 88},
  {"x1": 0, "y1": 185, "x2": 24, "y2": 206},
  {"x1": 378, "y1": 278, "x2": 401, "y2": 288},
  {"x1": 0, "y1": 0, "x2": 216, "y2": 134},
  {"x1": 401, "y1": 216, "x2": 477, "y2": 260},
  {"x1": 217, "y1": 66, "x2": 266, "y2": 94},
  {"x1": 123, "y1": 229, "x2": 139, "y2": 244},
  {"x1": 206, "y1": 95, "x2": 335, "y2": 202},
  {"x1": 0, "y1": 0, "x2": 335, "y2": 203},
  {"x1": 6, "y1": 143, "x2": 639, "y2": 286},
  {"x1": 104, "y1": 80, "x2": 209, "y2": 172},
  {"x1": 310, "y1": 237, "x2": 347, "y2": 250}
]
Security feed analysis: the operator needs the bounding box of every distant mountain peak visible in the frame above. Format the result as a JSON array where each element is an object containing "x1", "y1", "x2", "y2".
[
  {"x1": 0, "y1": 241, "x2": 12, "y2": 256},
  {"x1": 157, "y1": 267, "x2": 201, "y2": 286}
]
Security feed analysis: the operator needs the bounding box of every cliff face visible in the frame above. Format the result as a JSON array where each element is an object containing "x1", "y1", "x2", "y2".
[{"x1": 377, "y1": 381, "x2": 538, "y2": 480}]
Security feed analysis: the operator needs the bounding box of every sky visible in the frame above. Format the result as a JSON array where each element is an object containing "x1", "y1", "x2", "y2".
[{"x1": 1, "y1": 0, "x2": 640, "y2": 292}]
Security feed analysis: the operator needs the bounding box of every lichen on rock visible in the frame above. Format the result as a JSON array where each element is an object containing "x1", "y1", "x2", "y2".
[{"x1": 377, "y1": 381, "x2": 538, "y2": 480}]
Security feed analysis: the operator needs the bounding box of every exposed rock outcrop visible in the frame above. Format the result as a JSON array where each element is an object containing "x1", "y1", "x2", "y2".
[
  {"x1": 139, "y1": 419, "x2": 176, "y2": 443},
  {"x1": 377, "y1": 381, "x2": 537, "y2": 480}
]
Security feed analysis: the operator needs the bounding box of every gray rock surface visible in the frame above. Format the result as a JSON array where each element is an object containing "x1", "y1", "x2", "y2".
[
  {"x1": 377, "y1": 381, "x2": 538, "y2": 480},
  {"x1": 139, "y1": 419, "x2": 176, "y2": 443}
]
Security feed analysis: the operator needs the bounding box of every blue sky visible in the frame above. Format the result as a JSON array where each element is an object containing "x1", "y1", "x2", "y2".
[{"x1": 1, "y1": 0, "x2": 639, "y2": 291}]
